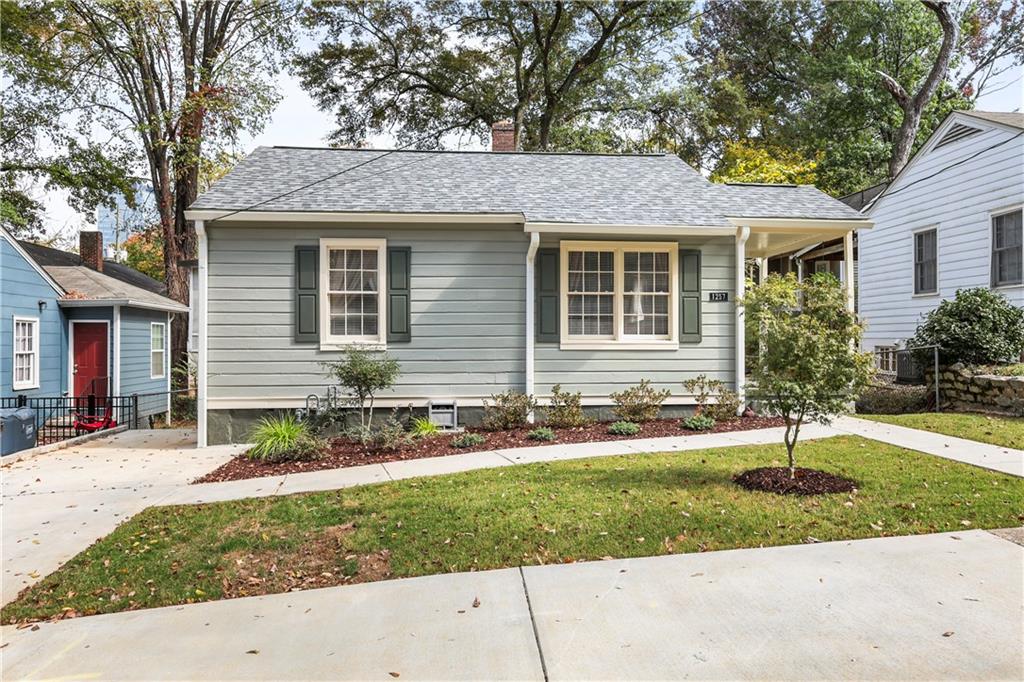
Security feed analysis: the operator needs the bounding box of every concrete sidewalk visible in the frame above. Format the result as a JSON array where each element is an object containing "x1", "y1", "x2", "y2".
[
  {"x1": 4, "y1": 530, "x2": 1021, "y2": 681},
  {"x1": 834, "y1": 416, "x2": 1024, "y2": 477}
]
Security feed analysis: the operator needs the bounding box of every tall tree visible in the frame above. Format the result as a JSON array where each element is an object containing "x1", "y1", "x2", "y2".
[
  {"x1": 29, "y1": 0, "x2": 298, "y2": 370},
  {"x1": 296, "y1": 0, "x2": 695, "y2": 151}
]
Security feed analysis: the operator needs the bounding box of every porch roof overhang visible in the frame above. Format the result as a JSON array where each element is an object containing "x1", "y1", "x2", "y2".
[
  {"x1": 58, "y1": 298, "x2": 188, "y2": 313},
  {"x1": 725, "y1": 217, "x2": 873, "y2": 259}
]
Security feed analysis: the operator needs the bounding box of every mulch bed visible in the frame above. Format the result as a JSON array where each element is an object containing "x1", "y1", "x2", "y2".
[
  {"x1": 193, "y1": 415, "x2": 786, "y2": 484},
  {"x1": 733, "y1": 467, "x2": 857, "y2": 496}
]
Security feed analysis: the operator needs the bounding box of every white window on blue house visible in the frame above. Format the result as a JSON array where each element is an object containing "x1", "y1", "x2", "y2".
[
  {"x1": 13, "y1": 317, "x2": 40, "y2": 390},
  {"x1": 560, "y1": 241, "x2": 678, "y2": 348},
  {"x1": 992, "y1": 208, "x2": 1022, "y2": 288},
  {"x1": 320, "y1": 238, "x2": 387, "y2": 346},
  {"x1": 150, "y1": 322, "x2": 166, "y2": 379}
]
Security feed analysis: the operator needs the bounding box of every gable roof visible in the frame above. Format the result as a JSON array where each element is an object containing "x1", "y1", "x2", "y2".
[
  {"x1": 189, "y1": 146, "x2": 863, "y2": 227},
  {"x1": 0, "y1": 227, "x2": 64, "y2": 294},
  {"x1": 957, "y1": 110, "x2": 1024, "y2": 130},
  {"x1": 15, "y1": 240, "x2": 187, "y2": 312}
]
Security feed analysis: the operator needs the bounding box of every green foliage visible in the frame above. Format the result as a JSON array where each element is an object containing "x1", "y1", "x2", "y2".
[
  {"x1": 452, "y1": 432, "x2": 486, "y2": 449},
  {"x1": 527, "y1": 427, "x2": 556, "y2": 442},
  {"x1": 683, "y1": 373, "x2": 741, "y2": 422},
  {"x1": 247, "y1": 414, "x2": 323, "y2": 462},
  {"x1": 347, "y1": 412, "x2": 411, "y2": 452},
  {"x1": 322, "y1": 348, "x2": 401, "y2": 428},
  {"x1": 409, "y1": 416, "x2": 441, "y2": 438},
  {"x1": 710, "y1": 140, "x2": 819, "y2": 186},
  {"x1": 544, "y1": 384, "x2": 590, "y2": 428},
  {"x1": 607, "y1": 420, "x2": 641, "y2": 436},
  {"x1": 855, "y1": 385, "x2": 928, "y2": 415},
  {"x1": 682, "y1": 414, "x2": 716, "y2": 432},
  {"x1": 908, "y1": 288, "x2": 1024, "y2": 366},
  {"x1": 610, "y1": 380, "x2": 671, "y2": 423},
  {"x1": 482, "y1": 390, "x2": 537, "y2": 431},
  {"x1": 742, "y1": 273, "x2": 874, "y2": 476},
  {"x1": 124, "y1": 228, "x2": 164, "y2": 281}
]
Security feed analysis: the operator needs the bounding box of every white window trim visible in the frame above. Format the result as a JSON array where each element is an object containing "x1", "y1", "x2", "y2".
[
  {"x1": 150, "y1": 322, "x2": 167, "y2": 379},
  {"x1": 911, "y1": 226, "x2": 939, "y2": 297},
  {"x1": 990, "y1": 204, "x2": 1023, "y2": 290},
  {"x1": 12, "y1": 316, "x2": 40, "y2": 391},
  {"x1": 319, "y1": 238, "x2": 388, "y2": 350},
  {"x1": 559, "y1": 241, "x2": 679, "y2": 350}
]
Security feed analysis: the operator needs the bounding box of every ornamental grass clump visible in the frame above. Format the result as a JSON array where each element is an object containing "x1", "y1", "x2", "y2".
[
  {"x1": 246, "y1": 413, "x2": 323, "y2": 462},
  {"x1": 409, "y1": 416, "x2": 440, "y2": 438},
  {"x1": 610, "y1": 380, "x2": 670, "y2": 422}
]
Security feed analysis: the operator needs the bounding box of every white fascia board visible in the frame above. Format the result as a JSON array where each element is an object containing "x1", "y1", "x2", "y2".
[
  {"x1": 726, "y1": 217, "x2": 873, "y2": 231},
  {"x1": 185, "y1": 209, "x2": 525, "y2": 225},
  {"x1": 0, "y1": 227, "x2": 66, "y2": 295},
  {"x1": 58, "y1": 299, "x2": 188, "y2": 313},
  {"x1": 525, "y1": 222, "x2": 735, "y2": 236}
]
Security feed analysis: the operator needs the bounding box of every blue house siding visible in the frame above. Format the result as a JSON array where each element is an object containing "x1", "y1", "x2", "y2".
[
  {"x1": 119, "y1": 307, "x2": 170, "y2": 418},
  {"x1": 1, "y1": 238, "x2": 66, "y2": 398}
]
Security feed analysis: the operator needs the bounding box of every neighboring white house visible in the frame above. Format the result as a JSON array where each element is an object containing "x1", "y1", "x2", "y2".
[{"x1": 858, "y1": 110, "x2": 1023, "y2": 355}]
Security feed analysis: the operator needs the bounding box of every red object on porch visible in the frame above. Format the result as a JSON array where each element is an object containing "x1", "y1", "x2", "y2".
[
  {"x1": 72, "y1": 322, "x2": 109, "y2": 397},
  {"x1": 73, "y1": 403, "x2": 117, "y2": 433}
]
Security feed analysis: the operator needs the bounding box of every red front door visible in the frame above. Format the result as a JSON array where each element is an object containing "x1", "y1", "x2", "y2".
[{"x1": 73, "y1": 323, "x2": 108, "y2": 397}]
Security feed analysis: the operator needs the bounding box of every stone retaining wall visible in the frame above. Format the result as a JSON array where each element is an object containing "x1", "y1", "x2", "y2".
[{"x1": 929, "y1": 363, "x2": 1024, "y2": 416}]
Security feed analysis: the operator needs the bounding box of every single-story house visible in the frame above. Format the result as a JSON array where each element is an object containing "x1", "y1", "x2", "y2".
[
  {"x1": 858, "y1": 110, "x2": 1023, "y2": 357},
  {"x1": 1, "y1": 228, "x2": 188, "y2": 419},
  {"x1": 185, "y1": 129, "x2": 870, "y2": 445}
]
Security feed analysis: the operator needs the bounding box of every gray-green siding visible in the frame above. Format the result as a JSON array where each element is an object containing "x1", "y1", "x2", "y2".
[{"x1": 206, "y1": 225, "x2": 736, "y2": 406}]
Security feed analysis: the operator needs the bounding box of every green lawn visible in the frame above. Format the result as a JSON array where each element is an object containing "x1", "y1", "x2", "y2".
[
  {"x1": 859, "y1": 413, "x2": 1024, "y2": 450},
  {"x1": 4, "y1": 435, "x2": 1022, "y2": 623}
]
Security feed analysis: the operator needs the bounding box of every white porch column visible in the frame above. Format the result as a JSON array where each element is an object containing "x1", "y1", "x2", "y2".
[
  {"x1": 843, "y1": 230, "x2": 855, "y2": 313},
  {"x1": 112, "y1": 304, "x2": 121, "y2": 396},
  {"x1": 756, "y1": 257, "x2": 767, "y2": 284},
  {"x1": 735, "y1": 226, "x2": 750, "y2": 413},
  {"x1": 196, "y1": 220, "x2": 208, "y2": 448},
  {"x1": 525, "y1": 232, "x2": 539, "y2": 423}
]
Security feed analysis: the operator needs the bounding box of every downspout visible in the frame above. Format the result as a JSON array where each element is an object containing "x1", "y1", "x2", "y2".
[
  {"x1": 735, "y1": 226, "x2": 750, "y2": 414},
  {"x1": 525, "y1": 231, "x2": 540, "y2": 423},
  {"x1": 196, "y1": 220, "x2": 208, "y2": 448}
]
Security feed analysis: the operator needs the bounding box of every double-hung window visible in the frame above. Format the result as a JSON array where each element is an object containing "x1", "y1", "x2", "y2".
[
  {"x1": 150, "y1": 322, "x2": 166, "y2": 379},
  {"x1": 913, "y1": 228, "x2": 937, "y2": 295},
  {"x1": 992, "y1": 208, "x2": 1022, "y2": 288},
  {"x1": 561, "y1": 242, "x2": 678, "y2": 348},
  {"x1": 320, "y1": 238, "x2": 387, "y2": 346},
  {"x1": 12, "y1": 317, "x2": 40, "y2": 390}
]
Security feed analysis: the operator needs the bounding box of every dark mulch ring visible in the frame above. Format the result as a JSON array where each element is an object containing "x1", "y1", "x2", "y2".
[
  {"x1": 733, "y1": 467, "x2": 858, "y2": 496},
  {"x1": 194, "y1": 414, "x2": 786, "y2": 484}
]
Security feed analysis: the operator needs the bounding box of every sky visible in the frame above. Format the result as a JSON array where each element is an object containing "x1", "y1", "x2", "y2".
[{"x1": 38, "y1": 60, "x2": 1024, "y2": 240}]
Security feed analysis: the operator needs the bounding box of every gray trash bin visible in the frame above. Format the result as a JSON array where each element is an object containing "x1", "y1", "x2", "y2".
[{"x1": 1, "y1": 407, "x2": 37, "y2": 456}]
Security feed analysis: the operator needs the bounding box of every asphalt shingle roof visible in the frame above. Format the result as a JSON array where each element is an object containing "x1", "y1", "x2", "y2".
[
  {"x1": 957, "y1": 110, "x2": 1024, "y2": 130},
  {"x1": 190, "y1": 147, "x2": 863, "y2": 227}
]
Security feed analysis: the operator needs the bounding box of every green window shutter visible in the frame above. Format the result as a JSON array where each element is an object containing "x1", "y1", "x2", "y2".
[
  {"x1": 387, "y1": 246, "x2": 412, "y2": 343},
  {"x1": 680, "y1": 249, "x2": 701, "y2": 343},
  {"x1": 536, "y1": 248, "x2": 559, "y2": 342},
  {"x1": 294, "y1": 245, "x2": 319, "y2": 343}
]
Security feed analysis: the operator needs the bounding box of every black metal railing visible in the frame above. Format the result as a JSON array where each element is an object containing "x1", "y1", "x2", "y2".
[{"x1": 1, "y1": 388, "x2": 195, "y2": 447}]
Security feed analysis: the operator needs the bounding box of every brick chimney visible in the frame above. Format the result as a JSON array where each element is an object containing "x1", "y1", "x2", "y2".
[
  {"x1": 80, "y1": 231, "x2": 103, "y2": 272},
  {"x1": 491, "y1": 120, "x2": 516, "y2": 152}
]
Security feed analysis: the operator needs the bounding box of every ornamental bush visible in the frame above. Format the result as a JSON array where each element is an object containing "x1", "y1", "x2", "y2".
[
  {"x1": 452, "y1": 432, "x2": 486, "y2": 448},
  {"x1": 544, "y1": 384, "x2": 589, "y2": 428},
  {"x1": 482, "y1": 390, "x2": 537, "y2": 430},
  {"x1": 527, "y1": 427, "x2": 556, "y2": 441},
  {"x1": 610, "y1": 380, "x2": 670, "y2": 422},
  {"x1": 321, "y1": 347, "x2": 400, "y2": 429},
  {"x1": 682, "y1": 414, "x2": 715, "y2": 431},
  {"x1": 908, "y1": 288, "x2": 1024, "y2": 366},
  {"x1": 607, "y1": 420, "x2": 641, "y2": 436},
  {"x1": 683, "y1": 373, "x2": 741, "y2": 422}
]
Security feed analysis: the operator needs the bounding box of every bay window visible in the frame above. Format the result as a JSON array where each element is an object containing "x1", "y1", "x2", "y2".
[
  {"x1": 320, "y1": 238, "x2": 387, "y2": 346},
  {"x1": 560, "y1": 241, "x2": 678, "y2": 348}
]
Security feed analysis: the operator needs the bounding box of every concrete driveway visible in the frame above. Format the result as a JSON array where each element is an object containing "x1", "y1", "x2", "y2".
[
  {"x1": 3, "y1": 530, "x2": 1021, "y2": 681},
  {"x1": 1, "y1": 430, "x2": 241, "y2": 605}
]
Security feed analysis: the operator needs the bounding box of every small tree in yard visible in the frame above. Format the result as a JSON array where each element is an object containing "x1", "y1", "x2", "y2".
[
  {"x1": 322, "y1": 347, "x2": 400, "y2": 429},
  {"x1": 742, "y1": 273, "x2": 874, "y2": 479}
]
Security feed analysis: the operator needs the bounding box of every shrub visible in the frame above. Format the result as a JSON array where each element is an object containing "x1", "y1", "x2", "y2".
[
  {"x1": 544, "y1": 384, "x2": 590, "y2": 428},
  {"x1": 908, "y1": 288, "x2": 1024, "y2": 366},
  {"x1": 452, "y1": 432, "x2": 486, "y2": 448},
  {"x1": 855, "y1": 385, "x2": 929, "y2": 415},
  {"x1": 409, "y1": 416, "x2": 440, "y2": 438},
  {"x1": 610, "y1": 380, "x2": 670, "y2": 422},
  {"x1": 346, "y1": 410, "x2": 411, "y2": 451},
  {"x1": 247, "y1": 414, "x2": 323, "y2": 462},
  {"x1": 682, "y1": 414, "x2": 715, "y2": 431},
  {"x1": 482, "y1": 390, "x2": 537, "y2": 430},
  {"x1": 322, "y1": 347, "x2": 401, "y2": 428},
  {"x1": 607, "y1": 420, "x2": 641, "y2": 436},
  {"x1": 683, "y1": 374, "x2": 741, "y2": 422},
  {"x1": 527, "y1": 427, "x2": 556, "y2": 441}
]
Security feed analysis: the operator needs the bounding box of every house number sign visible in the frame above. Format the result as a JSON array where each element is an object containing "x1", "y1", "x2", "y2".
[{"x1": 708, "y1": 292, "x2": 729, "y2": 302}]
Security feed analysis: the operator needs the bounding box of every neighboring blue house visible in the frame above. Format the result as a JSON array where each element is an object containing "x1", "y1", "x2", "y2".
[
  {"x1": 1, "y1": 227, "x2": 187, "y2": 421},
  {"x1": 96, "y1": 179, "x2": 157, "y2": 261}
]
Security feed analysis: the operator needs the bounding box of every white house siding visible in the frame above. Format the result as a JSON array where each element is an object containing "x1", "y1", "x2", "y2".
[
  {"x1": 859, "y1": 122, "x2": 1024, "y2": 350},
  {"x1": 535, "y1": 235, "x2": 736, "y2": 396}
]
